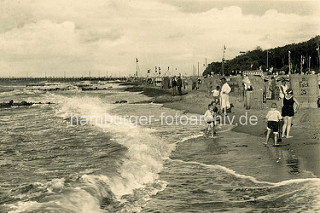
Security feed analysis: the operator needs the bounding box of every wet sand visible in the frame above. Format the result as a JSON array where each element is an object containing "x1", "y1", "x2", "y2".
[
  {"x1": 142, "y1": 129, "x2": 319, "y2": 212},
  {"x1": 127, "y1": 85, "x2": 320, "y2": 180}
]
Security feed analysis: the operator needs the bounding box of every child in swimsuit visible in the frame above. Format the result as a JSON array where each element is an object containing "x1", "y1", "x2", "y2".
[
  {"x1": 265, "y1": 103, "x2": 282, "y2": 145},
  {"x1": 211, "y1": 86, "x2": 220, "y2": 104},
  {"x1": 204, "y1": 104, "x2": 218, "y2": 137}
]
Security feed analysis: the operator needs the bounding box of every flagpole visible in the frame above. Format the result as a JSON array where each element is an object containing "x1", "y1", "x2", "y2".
[
  {"x1": 222, "y1": 45, "x2": 226, "y2": 76},
  {"x1": 266, "y1": 49, "x2": 269, "y2": 72},
  {"x1": 135, "y1": 58, "x2": 139, "y2": 77},
  {"x1": 309, "y1": 56, "x2": 311, "y2": 73},
  {"x1": 288, "y1": 51, "x2": 291, "y2": 75},
  {"x1": 300, "y1": 55, "x2": 303, "y2": 75},
  {"x1": 317, "y1": 44, "x2": 320, "y2": 73}
]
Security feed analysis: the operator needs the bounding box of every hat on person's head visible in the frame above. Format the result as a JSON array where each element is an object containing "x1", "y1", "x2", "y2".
[
  {"x1": 286, "y1": 88, "x2": 293, "y2": 94},
  {"x1": 220, "y1": 77, "x2": 226, "y2": 81},
  {"x1": 271, "y1": 103, "x2": 277, "y2": 108}
]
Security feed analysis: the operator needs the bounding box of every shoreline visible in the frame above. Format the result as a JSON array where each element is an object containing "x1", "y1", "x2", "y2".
[{"x1": 126, "y1": 84, "x2": 320, "y2": 180}]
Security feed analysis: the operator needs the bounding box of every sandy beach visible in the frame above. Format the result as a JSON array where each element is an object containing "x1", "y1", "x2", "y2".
[{"x1": 126, "y1": 84, "x2": 320, "y2": 181}]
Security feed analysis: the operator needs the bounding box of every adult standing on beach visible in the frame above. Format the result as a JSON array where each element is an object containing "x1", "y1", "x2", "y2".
[
  {"x1": 279, "y1": 79, "x2": 288, "y2": 100},
  {"x1": 271, "y1": 76, "x2": 277, "y2": 100},
  {"x1": 242, "y1": 74, "x2": 252, "y2": 91},
  {"x1": 196, "y1": 78, "x2": 201, "y2": 90},
  {"x1": 281, "y1": 88, "x2": 299, "y2": 138},
  {"x1": 177, "y1": 76, "x2": 182, "y2": 95},
  {"x1": 171, "y1": 76, "x2": 177, "y2": 96},
  {"x1": 220, "y1": 78, "x2": 231, "y2": 116}
]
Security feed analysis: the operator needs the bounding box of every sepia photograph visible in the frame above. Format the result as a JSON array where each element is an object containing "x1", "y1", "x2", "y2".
[{"x1": 0, "y1": 0, "x2": 320, "y2": 212}]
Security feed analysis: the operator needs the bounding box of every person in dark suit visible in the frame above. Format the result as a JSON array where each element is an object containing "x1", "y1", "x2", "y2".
[{"x1": 177, "y1": 76, "x2": 182, "y2": 95}]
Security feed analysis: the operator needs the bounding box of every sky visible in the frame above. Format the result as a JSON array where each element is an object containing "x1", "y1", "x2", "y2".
[{"x1": 0, "y1": 0, "x2": 319, "y2": 77}]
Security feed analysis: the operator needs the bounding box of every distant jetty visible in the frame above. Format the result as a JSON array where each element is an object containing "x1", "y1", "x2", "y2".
[
  {"x1": 0, "y1": 100, "x2": 54, "y2": 109},
  {"x1": 0, "y1": 77, "x2": 128, "y2": 82}
]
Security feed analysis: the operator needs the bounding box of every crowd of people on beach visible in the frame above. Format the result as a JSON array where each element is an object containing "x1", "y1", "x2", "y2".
[
  {"x1": 203, "y1": 76, "x2": 300, "y2": 144},
  {"x1": 171, "y1": 75, "x2": 183, "y2": 96}
]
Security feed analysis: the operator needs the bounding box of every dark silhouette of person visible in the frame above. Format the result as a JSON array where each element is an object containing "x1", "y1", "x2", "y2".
[
  {"x1": 177, "y1": 76, "x2": 182, "y2": 95},
  {"x1": 171, "y1": 76, "x2": 177, "y2": 96}
]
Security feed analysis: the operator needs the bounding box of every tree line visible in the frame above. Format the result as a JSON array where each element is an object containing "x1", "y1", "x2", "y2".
[{"x1": 203, "y1": 35, "x2": 320, "y2": 76}]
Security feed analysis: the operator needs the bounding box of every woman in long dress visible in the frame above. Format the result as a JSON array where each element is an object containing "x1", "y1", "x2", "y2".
[{"x1": 220, "y1": 78, "x2": 231, "y2": 116}]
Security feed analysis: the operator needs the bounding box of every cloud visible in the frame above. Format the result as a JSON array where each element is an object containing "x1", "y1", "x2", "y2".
[
  {"x1": 81, "y1": 29, "x2": 124, "y2": 43},
  {"x1": 161, "y1": 0, "x2": 320, "y2": 16},
  {"x1": 1, "y1": 20, "x2": 79, "y2": 57},
  {"x1": 0, "y1": 0, "x2": 319, "y2": 77}
]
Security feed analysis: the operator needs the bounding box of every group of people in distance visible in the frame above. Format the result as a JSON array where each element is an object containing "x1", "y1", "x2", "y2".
[
  {"x1": 204, "y1": 77, "x2": 232, "y2": 137},
  {"x1": 265, "y1": 86, "x2": 300, "y2": 146},
  {"x1": 171, "y1": 75, "x2": 183, "y2": 96}
]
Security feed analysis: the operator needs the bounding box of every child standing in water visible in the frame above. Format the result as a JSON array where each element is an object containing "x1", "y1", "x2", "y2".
[
  {"x1": 265, "y1": 103, "x2": 282, "y2": 145},
  {"x1": 204, "y1": 104, "x2": 217, "y2": 137}
]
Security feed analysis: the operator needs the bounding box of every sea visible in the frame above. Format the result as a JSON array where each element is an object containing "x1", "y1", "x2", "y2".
[{"x1": 0, "y1": 79, "x2": 319, "y2": 213}]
